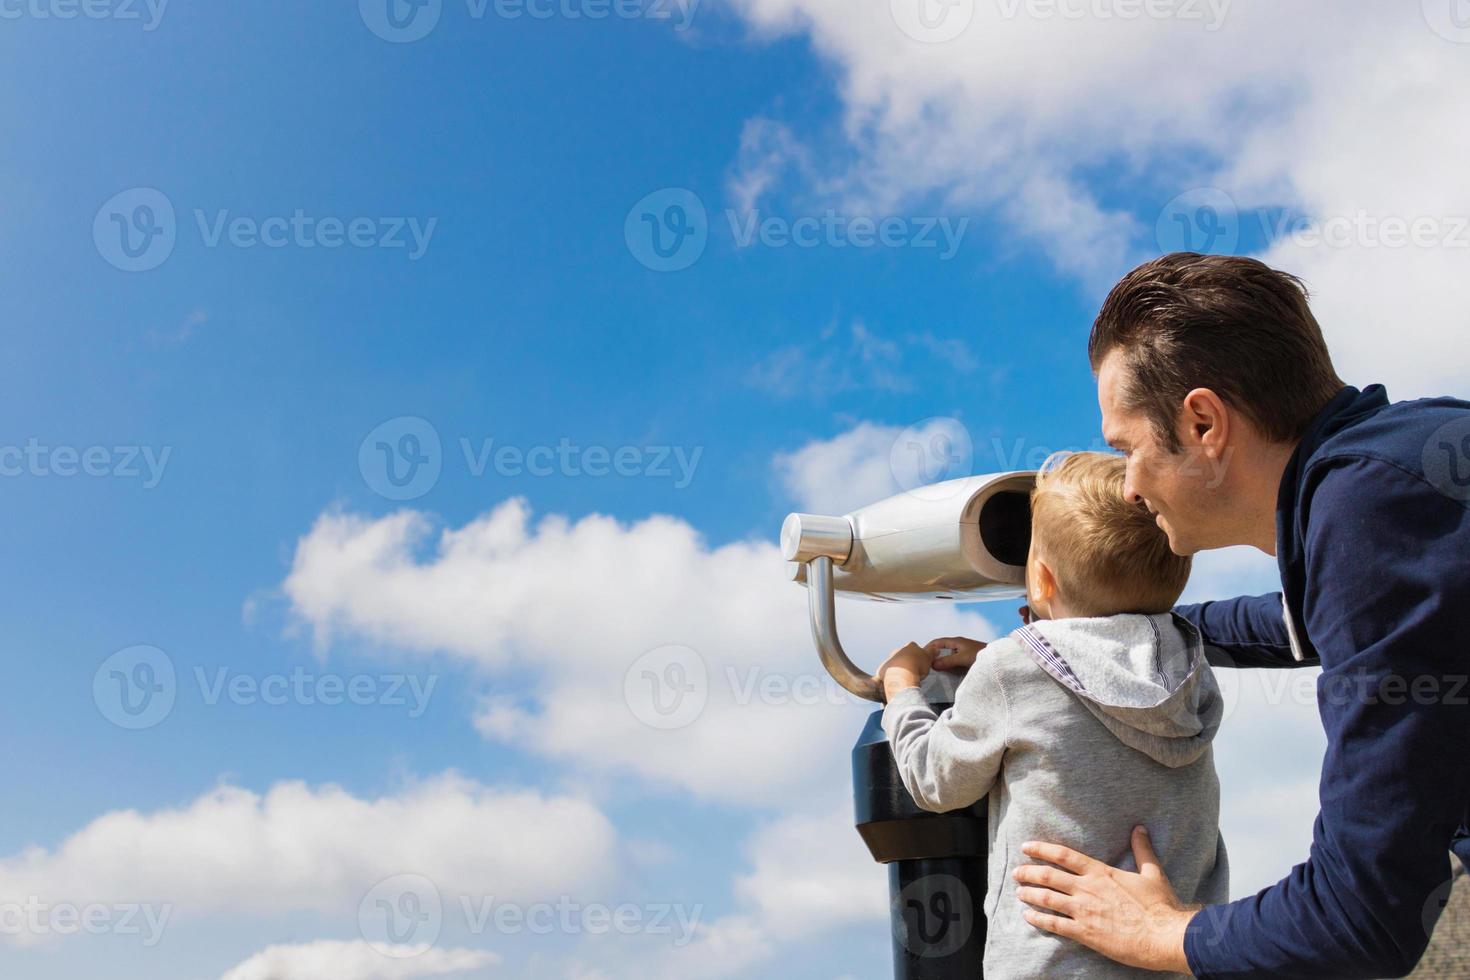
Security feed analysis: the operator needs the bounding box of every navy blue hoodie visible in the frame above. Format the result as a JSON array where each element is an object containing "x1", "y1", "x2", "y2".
[{"x1": 1175, "y1": 384, "x2": 1470, "y2": 979}]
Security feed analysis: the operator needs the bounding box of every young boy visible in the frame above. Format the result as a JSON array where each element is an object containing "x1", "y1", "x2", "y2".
[{"x1": 876, "y1": 452, "x2": 1228, "y2": 979}]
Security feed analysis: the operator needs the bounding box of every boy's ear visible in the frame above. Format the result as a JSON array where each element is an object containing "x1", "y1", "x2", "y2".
[{"x1": 1032, "y1": 557, "x2": 1058, "y2": 603}]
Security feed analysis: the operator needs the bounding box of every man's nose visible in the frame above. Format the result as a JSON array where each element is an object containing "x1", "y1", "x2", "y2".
[{"x1": 1122, "y1": 473, "x2": 1145, "y2": 506}]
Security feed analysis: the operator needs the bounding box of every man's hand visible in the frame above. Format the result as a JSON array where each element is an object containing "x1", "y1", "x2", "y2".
[
  {"x1": 874, "y1": 642, "x2": 932, "y2": 701},
  {"x1": 1014, "y1": 826, "x2": 1198, "y2": 974},
  {"x1": 922, "y1": 636, "x2": 986, "y2": 672}
]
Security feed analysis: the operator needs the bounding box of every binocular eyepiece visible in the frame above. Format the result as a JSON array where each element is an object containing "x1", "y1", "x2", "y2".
[{"x1": 783, "y1": 471, "x2": 1036, "y2": 701}]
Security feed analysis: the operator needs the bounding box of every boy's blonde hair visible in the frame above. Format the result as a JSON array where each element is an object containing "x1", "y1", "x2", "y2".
[{"x1": 1030, "y1": 452, "x2": 1191, "y2": 616}]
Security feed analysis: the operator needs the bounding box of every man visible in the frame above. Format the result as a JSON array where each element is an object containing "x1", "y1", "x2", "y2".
[{"x1": 1012, "y1": 252, "x2": 1470, "y2": 978}]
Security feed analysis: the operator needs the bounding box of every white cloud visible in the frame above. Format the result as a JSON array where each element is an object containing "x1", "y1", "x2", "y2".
[
  {"x1": 774, "y1": 421, "x2": 909, "y2": 515},
  {"x1": 725, "y1": 0, "x2": 1470, "y2": 398},
  {"x1": 644, "y1": 916, "x2": 774, "y2": 980},
  {"x1": 727, "y1": 117, "x2": 817, "y2": 216},
  {"x1": 775, "y1": 416, "x2": 983, "y2": 516},
  {"x1": 730, "y1": 803, "x2": 887, "y2": 941},
  {"x1": 1180, "y1": 544, "x2": 1279, "y2": 606},
  {"x1": 1199, "y1": 647, "x2": 1326, "y2": 898},
  {"x1": 219, "y1": 940, "x2": 497, "y2": 980},
  {"x1": 620, "y1": 801, "x2": 886, "y2": 980},
  {"x1": 0, "y1": 774, "x2": 614, "y2": 942},
  {"x1": 282, "y1": 497, "x2": 1001, "y2": 807},
  {"x1": 278, "y1": 431, "x2": 1002, "y2": 979}
]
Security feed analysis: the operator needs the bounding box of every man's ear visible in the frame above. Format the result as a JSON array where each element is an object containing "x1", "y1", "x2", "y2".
[{"x1": 1179, "y1": 387, "x2": 1231, "y2": 458}]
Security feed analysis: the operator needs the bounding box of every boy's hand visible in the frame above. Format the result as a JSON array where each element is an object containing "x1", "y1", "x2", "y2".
[
  {"x1": 923, "y1": 636, "x2": 986, "y2": 672},
  {"x1": 874, "y1": 642, "x2": 932, "y2": 700}
]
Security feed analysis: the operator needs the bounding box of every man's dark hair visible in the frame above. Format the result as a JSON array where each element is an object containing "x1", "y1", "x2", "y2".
[{"x1": 1089, "y1": 252, "x2": 1344, "y2": 451}]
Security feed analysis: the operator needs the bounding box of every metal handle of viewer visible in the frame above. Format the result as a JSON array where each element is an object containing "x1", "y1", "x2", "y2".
[{"x1": 807, "y1": 555, "x2": 885, "y2": 703}]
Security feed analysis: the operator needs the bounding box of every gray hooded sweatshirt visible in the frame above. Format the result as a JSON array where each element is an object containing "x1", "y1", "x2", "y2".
[{"x1": 882, "y1": 612, "x2": 1229, "y2": 980}]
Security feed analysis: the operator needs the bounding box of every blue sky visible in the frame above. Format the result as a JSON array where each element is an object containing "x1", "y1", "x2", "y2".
[{"x1": 3, "y1": 1, "x2": 1467, "y2": 978}]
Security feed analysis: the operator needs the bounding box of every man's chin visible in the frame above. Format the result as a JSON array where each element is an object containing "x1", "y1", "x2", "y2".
[{"x1": 1158, "y1": 520, "x2": 1195, "y2": 557}]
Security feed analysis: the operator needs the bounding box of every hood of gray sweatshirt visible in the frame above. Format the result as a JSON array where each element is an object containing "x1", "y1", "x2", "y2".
[{"x1": 1015, "y1": 612, "x2": 1223, "y2": 767}]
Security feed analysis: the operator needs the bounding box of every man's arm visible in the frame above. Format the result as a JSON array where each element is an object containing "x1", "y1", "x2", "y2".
[
  {"x1": 880, "y1": 646, "x2": 1009, "y2": 813},
  {"x1": 1183, "y1": 458, "x2": 1470, "y2": 978},
  {"x1": 1174, "y1": 592, "x2": 1314, "y2": 669}
]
